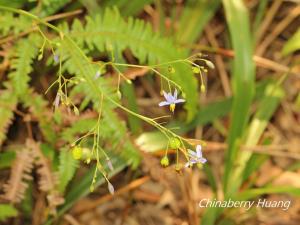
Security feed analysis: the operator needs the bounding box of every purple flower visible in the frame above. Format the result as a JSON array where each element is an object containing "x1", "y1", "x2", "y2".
[
  {"x1": 185, "y1": 145, "x2": 207, "y2": 168},
  {"x1": 53, "y1": 54, "x2": 59, "y2": 63},
  {"x1": 158, "y1": 89, "x2": 185, "y2": 112}
]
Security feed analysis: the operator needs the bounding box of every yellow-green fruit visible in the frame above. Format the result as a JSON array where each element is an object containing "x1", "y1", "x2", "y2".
[
  {"x1": 197, "y1": 163, "x2": 204, "y2": 169},
  {"x1": 72, "y1": 146, "x2": 83, "y2": 160},
  {"x1": 160, "y1": 156, "x2": 169, "y2": 167},
  {"x1": 169, "y1": 137, "x2": 181, "y2": 149}
]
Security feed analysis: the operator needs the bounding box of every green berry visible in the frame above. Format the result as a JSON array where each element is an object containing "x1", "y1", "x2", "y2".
[
  {"x1": 168, "y1": 66, "x2": 175, "y2": 74},
  {"x1": 72, "y1": 146, "x2": 83, "y2": 160},
  {"x1": 169, "y1": 137, "x2": 181, "y2": 149},
  {"x1": 192, "y1": 66, "x2": 200, "y2": 74},
  {"x1": 200, "y1": 84, "x2": 206, "y2": 93},
  {"x1": 160, "y1": 156, "x2": 169, "y2": 167}
]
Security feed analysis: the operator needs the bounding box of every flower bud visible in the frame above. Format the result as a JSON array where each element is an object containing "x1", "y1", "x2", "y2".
[
  {"x1": 200, "y1": 84, "x2": 206, "y2": 93},
  {"x1": 107, "y1": 182, "x2": 114, "y2": 195},
  {"x1": 72, "y1": 146, "x2": 83, "y2": 160},
  {"x1": 160, "y1": 156, "x2": 169, "y2": 167},
  {"x1": 168, "y1": 66, "x2": 175, "y2": 74},
  {"x1": 205, "y1": 60, "x2": 215, "y2": 69},
  {"x1": 192, "y1": 66, "x2": 200, "y2": 74},
  {"x1": 169, "y1": 137, "x2": 181, "y2": 149}
]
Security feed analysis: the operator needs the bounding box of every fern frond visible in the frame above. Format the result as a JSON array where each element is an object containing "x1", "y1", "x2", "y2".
[
  {"x1": 65, "y1": 8, "x2": 198, "y2": 119},
  {"x1": 22, "y1": 90, "x2": 58, "y2": 144},
  {"x1": 61, "y1": 38, "x2": 140, "y2": 167},
  {"x1": 0, "y1": 12, "x2": 33, "y2": 36},
  {"x1": 0, "y1": 88, "x2": 17, "y2": 146},
  {"x1": 1, "y1": 149, "x2": 34, "y2": 203},
  {"x1": 30, "y1": 0, "x2": 72, "y2": 17},
  {"x1": 26, "y1": 139, "x2": 64, "y2": 214},
  {"x1": 0, "y1": 204, "x2": 18, "y2": 221},
  {"x1": 26, "y1": 139, "x2": 57, "y2": 192},
  {"x1": 60, "y1": 118, "x2": 97, "y2": 143},
  {"x1": 58, "y1": 149, "x2": 78, "y2": 193},
  {"x1": 8, "y1": 34, "x2": 40, "y2": 98}
]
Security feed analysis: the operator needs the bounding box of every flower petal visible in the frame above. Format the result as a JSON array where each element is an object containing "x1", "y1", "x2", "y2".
[
  {"x1": 167, "y1": 93, "x2": 174, "y2": 102},
  {"x1": 174, "y1": 89, "x2": 178, "y2": 99},
  {"x1": 196, "y1": 145, "x2": 202, "y2": 158},
  {"x1": 190, "y1": 159, "x2": 198, "y2": 164},
  {"x1": 174, "y1": 99, "x2": 185, "y2": 104},
  {"x1": 159, "y1": 101, "x2": 170, "y2": 107},
  {"x1": 163, "y1": 91, "x2": 169, "y2": 100},
  {"x1": 199, "y1": 157, "x2": 207, "y2": 164},
  {"x1": 188, "y1": 149, "x2": 197, "y2": 157}
]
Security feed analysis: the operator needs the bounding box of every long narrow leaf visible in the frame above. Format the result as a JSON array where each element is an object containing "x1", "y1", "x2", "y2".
[{"x1": 222, "y1": 0, "x2": 255, "y2": 195}]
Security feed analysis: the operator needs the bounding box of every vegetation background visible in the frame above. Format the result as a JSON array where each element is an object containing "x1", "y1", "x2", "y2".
[{"x1": 0, "y1": 0, "x2": 300, "y2": 225}]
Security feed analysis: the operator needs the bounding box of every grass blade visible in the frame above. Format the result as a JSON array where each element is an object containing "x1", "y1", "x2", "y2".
[
  {"x1": 175, "y1": 0, "x2": 220, "y2": 44},
  {"x1": 282, "y1": 28, "x2": 300, "y2": 55},
  {"x1": 222, "y1": 0, "x2": 255, "y2": 195}
]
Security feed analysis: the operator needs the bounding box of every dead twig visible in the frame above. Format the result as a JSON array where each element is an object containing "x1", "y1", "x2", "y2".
[
  {"x1": 256, "y1": 5, "x2": 300, "y2": 56},
  {"x1": 205, "y1": 27, "x2": 231, "y2": 97},
  {"x1": 185, "y1": 44, "x2": 299, "y2": 77}
]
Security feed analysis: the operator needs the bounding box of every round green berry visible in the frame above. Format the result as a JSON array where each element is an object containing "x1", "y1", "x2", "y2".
[
  {"x1": 169, "y1": 137, "x2": 181, "y2": 149},
  {"x1": 72, "y1": 146, "x2": 83, "y2": 160},
  {"x1": 160, "y1": 156, "x2": 169, "y2": 167}
]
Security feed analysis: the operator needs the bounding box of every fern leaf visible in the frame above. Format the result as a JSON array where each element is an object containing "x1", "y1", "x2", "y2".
[
  {"x1": 0, "y1": 12, "x2": 32, "y2": 36},
  {"x1": 0, "y1": 88, "x2": 17, "y2": 146},
  {"x1": 58, "y1": 149, "x2": 78, "y2": 193},
  {"x1": 8, "y1": 35, "x2": 40, "y2": 98},
  {"x1": 22, "y1": 90, "x2": 58, "y2": 144},
  {"x1": 66, "y1": 8, "x2": 198, "y2": 119},
  {"x1": 0, "y1": 204, "x2": 18, "y2": 221},
  {"x1": 61, "y1": 37, "x2": 140, "y2": 167},
  {"x1": 26, "y1": 139, "x2": 57, "y2": 192},
  {"x1": 26, "y1": 139, "x2": 64, "y2": 214},
  {"x1": 1, "y1": 149, "x2": 34, "y2": 203},
  {"x1": 30, "y1": 0, "x2": 72, "y2": 17}
]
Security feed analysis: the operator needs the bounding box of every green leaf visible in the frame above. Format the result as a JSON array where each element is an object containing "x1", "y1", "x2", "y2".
[
  {"x1": 222, "y1": 0, "x2": 255, "y2": 195},
  {"x1": 236, "y1": 186, "x2": 300, "y2": 200},
  {"x1": 102, "y1": 0, "x2": 154, "y2": 16},
  {"x1": 61, "y1": 36, "x2": 140, "y2": 168},
  {"x1": 175, "y1": 0, "x2": 220, "y2": 44},
  {"x1": 67, "y1": 8, "x2": 198, "y2": 120},
  {"x1": 44, "y1": 154, "x2": 128, "y2": 225},
  {"x1": 121, "y1": 82, "x2": 141, "y2": 134},
  {"x1": 0, "y1": 151, "x2": 16, "y2": 169},
  {"x1": 8, "y1": 35, "x2": 40, "y2": 98},
  {"x1": 0, "y1": 89, "x2": 17, "y2": 146},
  {"x1": 282, "y1": 28, "x2": 300, "y2": 55},
  {"x1": 0, "y1": 204, "x2": 18, "y2": 221},
  {"x1": 227, "y1": 82, "x2": 284, "y2": 196},
  {"x1": 58, "y1": 149, "x2": 78, "y2": 193},
  {"x1": 22, "y1": 91, "x2": 58, "y2": 144}
]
